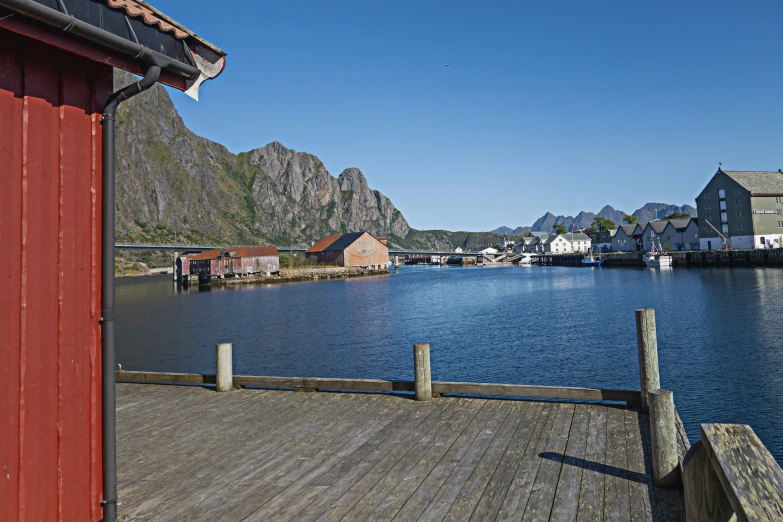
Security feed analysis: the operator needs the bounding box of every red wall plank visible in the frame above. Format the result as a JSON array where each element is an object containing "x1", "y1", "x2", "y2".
[
  {"x1": 0, "y1": 30, "x2": 24, "y2": 522},
  {"x1": 0, "y1": 28, "x2": 110, "y2": 521},
  {"x1": 58, "y1": 54, "x2": 94, "y2": 522},
  {"x1": 19, "y1": 38, "x2": 61, "y2": 522}
]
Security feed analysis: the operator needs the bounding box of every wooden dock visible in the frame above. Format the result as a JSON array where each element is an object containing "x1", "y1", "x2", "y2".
[
  {"x1": 116, "y1": 383, "x2": 684, "y2": 521},
  {"x1": 114, "y1": 309, "x2": 783, "y2": 521}
]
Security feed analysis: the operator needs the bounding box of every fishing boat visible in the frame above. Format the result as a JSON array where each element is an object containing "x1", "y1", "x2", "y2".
[
  {"x1": 583, "y1": 247, "x2": 603, "y2": 267},
  {"x1": 643, "y1": 233, "x2": 672, "y2": 268},
  {"x1": 516, "y1": 253, "x2": 533, "y2": 265},
  {"x1": 583, "y1": 255, "x2": 602, "y2": 267}
]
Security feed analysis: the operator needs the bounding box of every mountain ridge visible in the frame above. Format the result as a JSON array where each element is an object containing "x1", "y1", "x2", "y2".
[
  {"x1": 114, "y1": 70, "x2": 414, "y2": 248},
  {"x1": 491, "y1": 203, "x2": 697, "y2": 234}
]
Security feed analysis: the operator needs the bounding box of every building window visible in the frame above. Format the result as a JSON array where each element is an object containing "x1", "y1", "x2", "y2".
[
  {"x1": 722, "y1": 224, "x2": 729, "y2": 234},
  {"x1": 719, "y1": 189, "x2": 726, "y2": 199},
  {"x1": 720, "y1": 200, "x2": 727, "y2": 210},
  {"x1": 721, "y1": 212, "x2": 728, "y2": 223}
]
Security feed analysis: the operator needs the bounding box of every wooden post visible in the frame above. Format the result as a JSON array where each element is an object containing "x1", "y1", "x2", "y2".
[
  {"x1": 682, "y1": 441, "x2": 734, "y2": 522},
  {"x1": 636, "y1": 308, "x2": 660, "y2": 413},
  {"x1": 648, "y1": 389, "x2": 680, "y2": 488},
  {"x1": 216, "y1": 342, "x2": 233, "y2": 392},
  {"x1": 413, "y1": 342, "x2": 432, "y2": 401}
]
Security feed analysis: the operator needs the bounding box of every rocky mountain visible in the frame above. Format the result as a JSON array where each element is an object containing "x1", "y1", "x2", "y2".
[
  {"x1": 490, "y1": 226, "x2": 516, "y2": 235},
  {"x1": 492, "y1": 203, "x2": 697, "y2": 233},
  {"x1": 114, "y1": 71, "x2": 412, "y2": 247},
  {"x1": 115, "y1": 69, "x2": 697, "y2": 251}
]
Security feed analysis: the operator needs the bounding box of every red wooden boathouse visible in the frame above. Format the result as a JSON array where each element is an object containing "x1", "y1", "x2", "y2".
[{"x1": 0, "y1": 1, "x2": 225, "y2": 520}]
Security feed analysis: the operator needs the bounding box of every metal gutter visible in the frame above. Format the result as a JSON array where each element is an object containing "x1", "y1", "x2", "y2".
[
  {"x1": 100, "y1": 65, "x2": 161, "y2": 522},
  {"x1": 0, "y1": 0, "x2": 198, "y2": 79}
]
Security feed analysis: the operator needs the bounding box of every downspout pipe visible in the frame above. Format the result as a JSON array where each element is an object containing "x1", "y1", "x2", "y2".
[{"x1": 101, "y1": 65, "x2": 160, "y2": 522}]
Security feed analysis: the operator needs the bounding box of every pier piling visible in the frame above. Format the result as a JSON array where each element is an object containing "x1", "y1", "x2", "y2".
[
  {"x1": 636, "y1": 308, "x2": 660, "y2": 413},
  {"x1": 216, "y1": 342, "x2": 233, "y2": 392},
  {"x1": 413, "y1": 342, "x2": 432, "y2": 401},
  {"x1": 649, "y1": 389, "x2": 680, "y2": 488}
]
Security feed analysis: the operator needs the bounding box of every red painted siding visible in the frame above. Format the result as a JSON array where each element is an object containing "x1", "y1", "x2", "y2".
[{"x1": 0, "y1": 28, "x2": 109, "y2": 522}]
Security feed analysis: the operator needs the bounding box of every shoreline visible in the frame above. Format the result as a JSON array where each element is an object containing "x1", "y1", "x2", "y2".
[{"x1": 209, "y1": 266, "x2": 390, "y2": 286}]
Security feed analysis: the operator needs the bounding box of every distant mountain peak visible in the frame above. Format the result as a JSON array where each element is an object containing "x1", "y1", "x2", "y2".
[{"x1": 493, "y1": 202, "x2": 696, "y2": 233}]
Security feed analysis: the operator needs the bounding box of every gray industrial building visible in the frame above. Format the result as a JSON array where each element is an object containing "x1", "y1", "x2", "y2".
[{"x1": 696, "y1": 169, "x2": 783, "y2": 250}]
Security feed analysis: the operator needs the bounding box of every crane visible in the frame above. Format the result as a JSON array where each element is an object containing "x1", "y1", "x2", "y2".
[{"x1": 704, "y1": 219, "x2": 730, "y2": 251}]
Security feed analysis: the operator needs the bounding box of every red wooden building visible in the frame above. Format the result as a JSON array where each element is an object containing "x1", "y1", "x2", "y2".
[
  {"x1": 187, "y1": 248, "x2": 227, "y2": 278},
  {"x1": 229, "y1": 245, "x2": 280, "y2": 275},
  {"x1": 184, "y1": 245, "x2": 280, "y2": 279},
  {"x1": 0, "y1": 1, "x2": 225, "y2": 520}
]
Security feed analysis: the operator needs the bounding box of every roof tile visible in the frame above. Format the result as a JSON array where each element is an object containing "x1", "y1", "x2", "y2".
[
  {"x1": 231, "y1": 245, "x2": 279, "y2": 258},
  {"x1": 106, "y1": 0, "x2": 188, "y2": 39}
]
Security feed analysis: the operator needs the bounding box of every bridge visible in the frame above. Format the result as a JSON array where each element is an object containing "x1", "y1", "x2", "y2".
[{"x1": 114, "y1": 243, "x2": 490, "y2": 258}]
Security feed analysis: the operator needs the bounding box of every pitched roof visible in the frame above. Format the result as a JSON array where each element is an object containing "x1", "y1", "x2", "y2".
[
  {"x1": 106, "y1": 0, "x2": 224, "y2": 54},
  {"x1": 307, "y1": 232, "x2": 382, "y2": 253},
  {"x1": 721, "y1": 170, "x2": 783, "y2": 195},
  {"x1": 669, "y1": 218, "x2": 696, "y2": 231},
  {"x1": 326, "y1": 232, "x2": 370, "y2": 251},
  {"x1": 566, "y1": 233, "x2": 592, "y2": 242},
  {"x1": 230, "y1": 245, "x2": 279, "y2": 258},
  {"x1": 306, "y1": 234, "x2": 342, "y2": 253},
  {"x1": 646, "y1": 221, "x2": 669, "y2": 234},
  {"x1": 618, "y1": 224, "x2": 637, "y2": 236},
  {"x1": 188, "y1": 248, "x2": 222, "y2": 260}
]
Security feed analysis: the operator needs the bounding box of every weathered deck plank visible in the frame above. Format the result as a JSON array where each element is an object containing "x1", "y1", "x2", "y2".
[
  {"x1": 576, "y1": 405, "x2": 607, "y2": 522},
  {"x1": 550, "y1": 403, "x2": 590, "y2": 522},
  {"x1": 468, "y1": 401, "x2": 545, "y2": 521},
  {"x1": 115, "y1": 384, "x2": 686, "y2": 522},
  {"x1": 605, "y1": 406, "x2": 632, "y2": 521}
]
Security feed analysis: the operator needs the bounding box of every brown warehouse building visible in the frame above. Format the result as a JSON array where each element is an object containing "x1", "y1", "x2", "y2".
[{"x1": 306, "y1": 232, "x2": 390, "y2": 268}]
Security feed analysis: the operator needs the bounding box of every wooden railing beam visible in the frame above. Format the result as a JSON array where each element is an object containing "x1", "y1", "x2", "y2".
[{"x1": 115, "y1": 371, "x2": 640, "y2": 403}]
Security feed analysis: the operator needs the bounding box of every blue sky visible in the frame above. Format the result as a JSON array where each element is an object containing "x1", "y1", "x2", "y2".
[{"x1": 157, "y1": 0, "x2": 783, "y2": 231}]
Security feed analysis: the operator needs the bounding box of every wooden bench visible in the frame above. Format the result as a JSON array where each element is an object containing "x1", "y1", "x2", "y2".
[{"x1": 683, "y1": 423, "x2": 783, "y2": 522}]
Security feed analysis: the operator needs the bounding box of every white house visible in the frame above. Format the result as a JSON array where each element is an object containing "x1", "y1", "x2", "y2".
[
  {"x1": 454, "y1": 247, "x2": 463, "y2": 254},
  {"x1": 568, "y1": 233, "x2": 592, "y2": 253},
  {"x1": 499, "y1": 238, "x2": 516, "y2": 249},
  {"x1": 479, "y1": 247, "x2": 499, "y2": 255},
  {"x1": 543, "y1": 234, "x2": 571, "y2": 253}
]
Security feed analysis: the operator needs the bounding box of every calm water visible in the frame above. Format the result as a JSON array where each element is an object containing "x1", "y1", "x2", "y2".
[{"x1": 116, "y1": 266, "x2": 783, "y2": 461}]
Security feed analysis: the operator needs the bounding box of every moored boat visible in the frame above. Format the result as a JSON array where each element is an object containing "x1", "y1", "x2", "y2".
[
  {"x1": 643, "y1": 232, "x2": 672, "y2": 268},
  {"x1": 517, "y1": 253, "x2": 533, "y2": 264},
  {"x1": 583, "y1": 255, "x2": 603, "y2": 267}
]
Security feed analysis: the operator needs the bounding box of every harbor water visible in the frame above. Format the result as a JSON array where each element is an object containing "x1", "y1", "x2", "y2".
[{"x1": 116, "y1": 265, "x2": 783, "y2": 462}]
